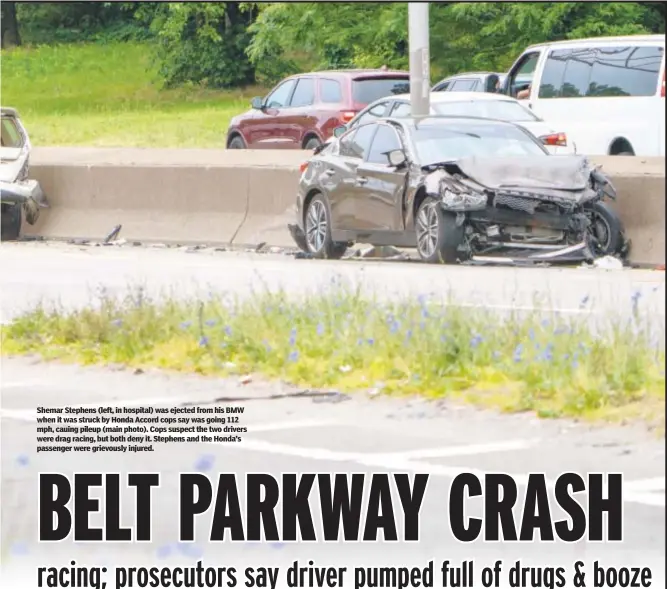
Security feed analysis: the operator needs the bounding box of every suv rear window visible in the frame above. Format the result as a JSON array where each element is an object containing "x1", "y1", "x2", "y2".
[{"x1": 352, "y1": 77, "x2": 410, "y2": 105}]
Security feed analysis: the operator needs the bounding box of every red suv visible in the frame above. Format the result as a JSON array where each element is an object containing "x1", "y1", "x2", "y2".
[{"x1": 226, "y1": 69, "x2": 410, "y2": 150}]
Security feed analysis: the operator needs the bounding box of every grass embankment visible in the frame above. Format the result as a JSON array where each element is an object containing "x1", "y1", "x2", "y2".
[
  {"x1": 2, "y1": 287, "x2": 664, "y2": 428},
  {"x1": 0, "y1": 42, "x2": 264, "y2": 147}
]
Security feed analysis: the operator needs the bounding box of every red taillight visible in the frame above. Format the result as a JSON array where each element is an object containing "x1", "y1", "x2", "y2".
[
  {"x1": 661, "y1": 70, "x2": 665, "y2": 97},
  {"x1": 300, "y1": 161, "x2": 309, "y2": 174},
  {"x1": 540, "y1": 132, "x2": 567, "y2": 147},
  {"x1": 340, "y1": 111, "x2": 357, "y2": 123}
]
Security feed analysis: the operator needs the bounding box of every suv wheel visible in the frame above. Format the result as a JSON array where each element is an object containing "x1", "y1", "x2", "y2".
[
  {"x1": 1, "y1": 203, "x2": 22, "y2": 241},
  {"x1": 304, "y1": 136, "x2": 321, "y2": 151},
  {"x1": 228, "y1": 135, "x2": 246, "y2": 149}
]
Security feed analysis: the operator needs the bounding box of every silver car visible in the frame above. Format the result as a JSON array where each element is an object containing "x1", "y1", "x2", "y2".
[{"x1": 1, "y1": 107, "x2": 48, "y2": 241}]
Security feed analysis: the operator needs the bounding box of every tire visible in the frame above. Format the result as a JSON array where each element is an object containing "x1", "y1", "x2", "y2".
[
  {"x1": 585, "y1": 201, "x2": 624, "y2": 255},
  {"x1": 1, "y1": 203, "x2": 22, "y2": 241},
  {"x1": 615, "y1": 151, "x2": 634, "y2": 156},
  {"x1": 228, "y1": 135, "x2": 246, "y2": 149},
  {"x1": 304, "y1": 136, "x2": 321, "y2": 151},
  {"x1": 304, "y1": 194, "x2": 347, "y2": 259},
  {"x1": 415, "y1": 197, "x2": 465, "y2": 264}
]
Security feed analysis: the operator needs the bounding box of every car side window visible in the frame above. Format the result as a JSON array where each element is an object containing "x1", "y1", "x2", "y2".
[
  {"x1": 450, "y1": 79, "x2": 479, "y2": 92},
  {"x1": 587, "y1": 45, "x2": 664, "y2": 97},
  {"x1": 340, "y1": 123, "x2": 376, "y2": 159},
  {"x1": 289, "y1": 77, "x2": 315, "y2": 107},
  {"x1": 561, "y1": 49, "x2": 595, "y2": 97},
  {"x1": 354, "y1": 102, "x2": 390, "y2": 126},
  {"x1": 538, "y1": 49, "x2": 570, "y2": 98},
  {"x1": 265, "y1": 79, "x2": 297, "y2": 108},
  {"x1": 320, "y1": 79, "x2": 343, "y2": 103},
  {"x1": 366, "y1": 124, "x2": 402, "y2": 164},
  {"x1": 433, "y1": 81, "x2": 450, "y2": 92},
  {"x1": 390, "y1": 102, "x2": 411, "y2": 117},
  {"x1": 507, "y1": 52, "x2": 540, "y2": 97}
]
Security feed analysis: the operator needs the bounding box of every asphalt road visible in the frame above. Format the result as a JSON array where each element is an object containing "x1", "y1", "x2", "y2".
[
  {"x1": 1, "y1": 241, "x2": 665, "y2": 588},
  {"x1": 1, "y1": 358, "x2": 665, "y2": 588},
  {"x1": 0, "y1": 241, "x2": 664, "y2": 330}
]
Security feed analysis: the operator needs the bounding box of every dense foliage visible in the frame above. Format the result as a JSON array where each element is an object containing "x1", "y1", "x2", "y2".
[{"x1": 2, "y1": 1, "x2": 665, "y2": 88}]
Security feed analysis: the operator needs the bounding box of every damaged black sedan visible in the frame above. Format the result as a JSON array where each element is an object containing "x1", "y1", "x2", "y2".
[{"x1": 288, "y1": 116, "x2": 625, "y2": 264}]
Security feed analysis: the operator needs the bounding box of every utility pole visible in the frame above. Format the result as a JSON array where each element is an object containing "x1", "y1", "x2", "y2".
[{"x1": 408, "y1": 3, "x2": 430, "y2": 117}]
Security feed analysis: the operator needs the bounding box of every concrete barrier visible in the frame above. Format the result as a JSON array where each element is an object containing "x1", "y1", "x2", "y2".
[{"x1": 23, "y1": 148, "x2": 665, "y2": 266}]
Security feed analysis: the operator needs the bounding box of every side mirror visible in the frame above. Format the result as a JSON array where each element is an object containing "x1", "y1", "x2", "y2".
[
  {"x1": 251, "y1": 96, "x2": 264, "y2": 110},
  {"x1": 333, "y1": 125, "x2": 347, "y2": 138},
  {"x1": 387, "y1": 149, "x2": 407, "y2": 168}
]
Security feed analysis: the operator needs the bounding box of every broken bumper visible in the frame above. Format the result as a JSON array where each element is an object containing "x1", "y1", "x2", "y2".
[
  {"x1": 0, "y1": 179, "x2": 49, "y2": 225},
  {"x1": 470, "y1": 239, "x2": 595, "y2": 266}
]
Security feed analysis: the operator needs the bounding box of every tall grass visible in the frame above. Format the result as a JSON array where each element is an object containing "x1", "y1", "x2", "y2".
[
  {"x1": 2, "y1": 286, "x2": 664, "y2": 428},
  {"x1": 1, "y1": 42, "x2": 265, "y2": 147}
]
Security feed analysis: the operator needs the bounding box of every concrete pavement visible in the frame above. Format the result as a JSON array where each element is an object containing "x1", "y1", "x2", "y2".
[{"x1": 0, "y1": 241, "x2": 664, "y2": 330}]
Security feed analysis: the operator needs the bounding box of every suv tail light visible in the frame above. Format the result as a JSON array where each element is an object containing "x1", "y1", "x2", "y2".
[
  {"x1": 540, "y1": 132, "x2": 567, "y2": 147},
  {"x1": 299, "y1": 161, "x2": 309, "y2": 174},
  {"x1": 340, "y1": 111, "x2": 357, "y2": 123},
  {"x1": 661, "y1": 70, "x2": 665, "y2": 97}
]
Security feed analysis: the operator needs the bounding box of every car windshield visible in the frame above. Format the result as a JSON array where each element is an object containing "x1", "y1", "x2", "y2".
[
  {"x1": 432, "y1": 100, "x2": 539, "y2": 122},
  {"x1": 412, "y1": 122, "x2": 547, "y2": 164},
  {"x1": 352, "y1": 77, "x2": 410, "y2": 104}
]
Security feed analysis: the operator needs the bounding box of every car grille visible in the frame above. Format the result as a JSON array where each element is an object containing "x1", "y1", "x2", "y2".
[{"x1": 494, "y1": 192, "x2": 538, "y2": 214}]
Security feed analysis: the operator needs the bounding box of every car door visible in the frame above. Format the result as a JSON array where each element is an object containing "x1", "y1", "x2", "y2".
[
  {"x1": 352, "y1": 123, "x2": 408, "y2": 231},
  {"x1": 282, "y1": 76, "x2": 318, "y2": 147},
  {"x1": 325, "y1": 123, "x2": 377, "y2": 230},
  {"x1": 244, "y1": 78, "x2": 297, "y2": 148}
]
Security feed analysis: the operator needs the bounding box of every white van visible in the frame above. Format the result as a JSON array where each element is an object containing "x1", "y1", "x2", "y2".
[{"x1": 501, "y1": 35, "x2": 665, "y2": 156}]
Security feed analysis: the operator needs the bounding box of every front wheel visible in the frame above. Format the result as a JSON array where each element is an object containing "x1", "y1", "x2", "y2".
[
  {"x1": 415, "y1": 197, "x2": 465, "y2": 264},
  {"x1": 304, "y1": 194, "x2": 347, "y2": 259},
  {"x1": 304, "y1": 136, "x2": 321, "y2": 151},
  {"x1": 1, "y1": 203, "x2": 22, "y2": 241},
  {"x1": 585, "y1": 201, "x2": 624, "y2": 255}
]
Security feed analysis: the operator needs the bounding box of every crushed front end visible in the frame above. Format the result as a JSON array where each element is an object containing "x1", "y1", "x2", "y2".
[{"x1": 423, "y1": 155, "x2": 620, "y2": 264}]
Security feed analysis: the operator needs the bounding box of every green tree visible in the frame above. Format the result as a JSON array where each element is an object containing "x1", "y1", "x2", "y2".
[{"x1": 149, "y1": 2, "x2": 257, "y2": 89}]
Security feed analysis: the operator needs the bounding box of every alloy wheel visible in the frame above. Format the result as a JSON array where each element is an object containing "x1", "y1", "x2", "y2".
[
  {"x1": 305, "y1": 200, "x2": 327, "y2": 252},
  {"x1": 416, "y1": 202, "x2": 439, "y2": 258}
]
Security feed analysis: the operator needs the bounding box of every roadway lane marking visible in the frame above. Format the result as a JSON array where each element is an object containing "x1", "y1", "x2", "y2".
[
  {"x1": 223, "y1": 438, "x2": 665, "y2": 509},
  {"x1": 624, "y1": 477, "x2": 666, "y2": 493}
]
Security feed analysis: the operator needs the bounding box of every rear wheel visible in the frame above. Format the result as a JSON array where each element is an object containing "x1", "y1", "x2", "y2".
[
  {"x1": 228, "y1": 135, "x2": 246, "y2": 149},
  {"x1": 415, "y1": 197, "x2": 465, "y2": 264},
  {"x1": 1, "y1": 203, "x2": 22, "y2": 241},
  {"x1": 304, "y1": 194, "x2": 347, "y2": 259}
]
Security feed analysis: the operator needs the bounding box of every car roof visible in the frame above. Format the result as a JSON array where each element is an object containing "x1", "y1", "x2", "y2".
[
  {"x1": 525, "y1": 34, "x2": 665, "y2": 51},
  {"x1": 298, "y1": 69, "x2": 409, "y2": 79},
  {"x1": 440, "y1": 71, "x2": 500, "y2": 78},
  {"x1": 1, "y1": 106, "x2": 19, "y2": 118},
  {"x1": 390, "y1": 91, "x2": 520, "y2": 103},
  {"x1": 386, "y1": 115, "x2": 517, "y2": 130}
]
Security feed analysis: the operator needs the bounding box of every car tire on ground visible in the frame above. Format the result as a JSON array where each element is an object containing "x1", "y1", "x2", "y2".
[
  {"x1": 1, "y1": 203, "x2": 22, "y2": 241},
  {"x1": 304, "y1": 194, "x2": 347, "y2": 259},
  {"x1": 228, "y1": 135, "x2": 246, "y2": 149},
  {"x1": 304, "y1": 136, "x2": 321, "y2": 151},
  {"x1": 586, "y1": 200, "x2": 624, "y2": 255},
  {"x1": 415, "y1": 196, "x2": 465, "y2": 264}
]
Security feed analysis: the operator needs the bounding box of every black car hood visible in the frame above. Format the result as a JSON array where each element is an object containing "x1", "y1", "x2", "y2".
[{"x1": 440, "y1": 155, "x2": 593, "y2": 192}]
